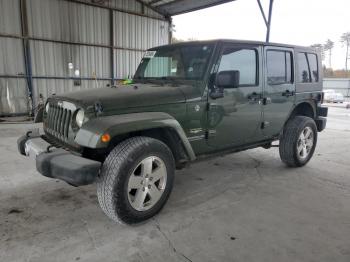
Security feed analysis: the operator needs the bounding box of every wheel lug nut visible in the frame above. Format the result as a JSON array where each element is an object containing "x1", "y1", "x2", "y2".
[
  {"x1": 149, "y1": 177, "x2": 153, "y2": 181},
  {"x1": 148, "y1": 185, "x2": 151, "y2": 189},
  {"x1": 142, "y1": 187, "x2": 145, "y2": 191}
]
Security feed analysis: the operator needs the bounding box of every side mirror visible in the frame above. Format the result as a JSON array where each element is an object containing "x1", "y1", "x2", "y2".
[{"x1": 216, "y1": 70, "x2": 240, "y2": 88}]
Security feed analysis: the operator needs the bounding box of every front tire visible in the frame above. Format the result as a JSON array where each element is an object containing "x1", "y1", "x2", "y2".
[
  {"x1": 279, "y1": 116, "x2": 318, "y2": 167},
  {"x1": 97, "y1": 136, "x2": 175, "y2": 224}
]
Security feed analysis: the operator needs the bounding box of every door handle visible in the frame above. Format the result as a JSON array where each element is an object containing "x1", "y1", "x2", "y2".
[
  {"x1": 282, "y1": 90, "x2": 294, "y2": 97},
  {"x1": 248, "y1": 92, "x2": 261, "y2": 102}
]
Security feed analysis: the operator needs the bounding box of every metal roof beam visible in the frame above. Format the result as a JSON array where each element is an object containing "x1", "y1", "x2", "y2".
[
  {"x1": 155, "y1": 0, "x2": 236, "y2": 16},
  {"x1": 256, "y1": 0, "x2": 268, "y2": 26},
  {"x1": 265, "y1": 0, "x2": 274, "y2": 42},
  {"x1": 135, "y1": 0, "x2": 166, "y2": 17},
  {"x1": 148, "y1": 0, "x2": 164, "y2": 5},
  {"x1": 256, "y1": 0, "x2": 274, "y2": 42}
]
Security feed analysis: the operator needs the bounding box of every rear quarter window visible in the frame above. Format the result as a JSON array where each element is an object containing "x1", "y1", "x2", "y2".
[
  {"x1": 297, "y1": 52, "x2": 319, "y2": 83},
  {"x1": 297, "y1": 53, "x2": 310, "y2": 83},
  {"x1": 307, "y1": 53, "x2": 319, "y2": 82}
]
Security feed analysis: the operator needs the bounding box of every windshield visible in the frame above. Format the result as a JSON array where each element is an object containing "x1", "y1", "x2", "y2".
[{"x1": 134, "y1": 43, "x2": 214, "y2": 81}]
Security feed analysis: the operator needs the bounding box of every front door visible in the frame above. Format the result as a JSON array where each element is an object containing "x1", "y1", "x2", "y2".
[
  {"x1": 262, "y1": 47, "x2": 295, "y2": 137},
  {"x1": 207, "y1": 44, "x2": 263, "y2": 149}
]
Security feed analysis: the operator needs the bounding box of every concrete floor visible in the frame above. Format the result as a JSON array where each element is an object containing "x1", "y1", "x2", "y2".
[{"x1": 0, "y1": 106, "x2": 349, "y2": 262}]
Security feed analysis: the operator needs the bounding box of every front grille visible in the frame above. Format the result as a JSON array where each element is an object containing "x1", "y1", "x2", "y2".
[{"x1": 46, "y1": 103, "x2": 72, "y2": 140}]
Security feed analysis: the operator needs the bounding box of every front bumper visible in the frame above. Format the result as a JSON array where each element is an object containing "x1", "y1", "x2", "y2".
[{"x1": 17, "y1": 129, "x2": 101, "y2": 186}]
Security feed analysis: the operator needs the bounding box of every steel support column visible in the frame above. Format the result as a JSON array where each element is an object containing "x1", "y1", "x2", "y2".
[
  {"x1": 110, "y1": 9, "x2": 115, "y2": 85},
  {"x1": 168, "y1": 17, "x2": 173, "y2": 44},
  {"x1": 19, "y1": 0, "x2": 34, "y2": 115}
]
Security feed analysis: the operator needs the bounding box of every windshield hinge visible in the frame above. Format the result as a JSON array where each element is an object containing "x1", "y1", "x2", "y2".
[
  {"x1": 261, "y1": 121, "x2": 270, "y2": 129},
  {"x1": 205, "y1": 130, "x2": 209, "y2": 139},
  {"x1": 206, "y1": 103, "x2": 210, "y2": 111}
]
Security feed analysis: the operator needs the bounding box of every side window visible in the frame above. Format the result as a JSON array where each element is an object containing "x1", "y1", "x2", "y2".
[
  {"x1": 218, "y1": 47, "x2": 257, "y2": 86},
  {"x1": 267, "y1": 50, "x2": 293, "y2": 84},
  {"x1": 307, "y1": 53, "x2": 319, "y2": 82},
  {"x1": 297, "y1": 53, "x2": 310, "y2": 83}
]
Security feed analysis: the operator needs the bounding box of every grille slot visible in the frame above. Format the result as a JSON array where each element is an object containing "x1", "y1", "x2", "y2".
[{"x1": 46, "y1": 103, "x2": 72, "y2": 140}]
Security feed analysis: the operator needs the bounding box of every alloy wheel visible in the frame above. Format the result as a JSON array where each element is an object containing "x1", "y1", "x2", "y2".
[{"x1": 127, "y1": 156, "x2": 167, "y2": 211}]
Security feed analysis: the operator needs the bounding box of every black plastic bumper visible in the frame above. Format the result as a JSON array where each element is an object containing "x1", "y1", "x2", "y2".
[
  {"x1": 316, "y1": 105, "x2": 328, "y2": 132},
  {"x1": 17, "y1": 132, "x2": 101, "y2": 186},
  {"x1": 36, "y1": 149, "x2": 101, "y2": 186},
  {"x1": 317, "y1": 105, "x2": 328, "y2": 117},
  {"x1": 316, "y1": 117, "x2": 327, "y2": 132}
]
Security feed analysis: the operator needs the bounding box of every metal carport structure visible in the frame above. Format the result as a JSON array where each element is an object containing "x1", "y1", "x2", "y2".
[
  {"x1": 0, "y1": 0, "x2": 274, "y2": 117},
  {"x1": 138, "y1": 0, "x2": 274, "y2": 42}
]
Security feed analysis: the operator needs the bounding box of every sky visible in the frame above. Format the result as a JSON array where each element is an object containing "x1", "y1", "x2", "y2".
[{"x1": 172, "y1": 0, "x2": 350, "y2": 70}]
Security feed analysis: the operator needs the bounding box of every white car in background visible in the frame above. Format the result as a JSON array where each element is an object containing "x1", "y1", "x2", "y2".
[
  {"x1": 333, "y1": 93, "x2": 345, "y2": 103},
  {"x1": 324, "y1": 89, "x2": 344, "y2": 103}
]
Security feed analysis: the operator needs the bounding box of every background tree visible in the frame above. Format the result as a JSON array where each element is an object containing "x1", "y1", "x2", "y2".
[
  {"x1": 340, "y1": 32, "x2": 350, "y2": 72},
  {"x1": 171, "y1": 37, "x2": 184, "y2": 43},
  {"x1": 324, "y1": 39, "x2": 334, "y2": 68},
  {"x1": 310, "y1": 44, "x2": 325, "y2": 61}
]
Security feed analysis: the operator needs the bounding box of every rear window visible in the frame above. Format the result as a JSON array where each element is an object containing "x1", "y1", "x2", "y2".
[{"x1": 267, "y1": 50, "x2": 293, "y2": 85}]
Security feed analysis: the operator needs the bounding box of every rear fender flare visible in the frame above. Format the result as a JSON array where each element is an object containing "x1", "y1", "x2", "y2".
[
  {"x1": 280, "y1": 100, "x2": 317, "y2": 136},
  {"x1": 287, "y1": 100, "x2": 316, "y2": 120}
]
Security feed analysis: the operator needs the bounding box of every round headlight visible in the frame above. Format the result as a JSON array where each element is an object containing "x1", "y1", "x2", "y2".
[
  {"x1": 45, "y1": 102, "x2": 49, "y2": 113},
  {"x1": 76, "y1": 109, "x2": 85, "y2": 128}
]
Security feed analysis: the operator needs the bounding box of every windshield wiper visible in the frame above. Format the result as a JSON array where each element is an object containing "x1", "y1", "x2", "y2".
[
  {"x1": 134, "y1": 76, "x2": 149, "y2": 84},
  {"x1": 134, "y1": 76, "x2": 185, "y2": 86},
  {"x1": 160, "y1": 77, "x2": 183, "y2": 86}
]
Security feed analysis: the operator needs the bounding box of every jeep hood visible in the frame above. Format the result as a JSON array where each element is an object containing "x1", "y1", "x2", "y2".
[{"x1": 52, "y1": 83, "x2": 188, "y2": 112}]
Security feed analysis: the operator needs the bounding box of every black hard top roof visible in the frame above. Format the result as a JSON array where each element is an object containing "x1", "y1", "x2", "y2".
[{"x1": 152, "y1": 39, "x2": 315, "y2": 51}]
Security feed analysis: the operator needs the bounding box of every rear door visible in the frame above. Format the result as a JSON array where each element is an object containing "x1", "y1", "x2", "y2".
[{"x1": 262, "y1": 46, "x2": 295, "y2": 137}]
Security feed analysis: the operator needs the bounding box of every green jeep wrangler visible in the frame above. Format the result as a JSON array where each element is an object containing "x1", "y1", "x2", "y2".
[{"x1": 18, "y1": 40, "x2": 328, "y2": 224}]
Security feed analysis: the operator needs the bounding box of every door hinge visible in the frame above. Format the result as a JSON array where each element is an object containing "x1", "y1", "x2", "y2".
[
  {"x1": 262, "y1": 97, "x2": 272, "y2": 105},
  {"x1": 206, "y1": 103, "x2": 210, "y2": 111},
  {"x1": 282, "y1": 90, "x2": 295, "y2": 97}
]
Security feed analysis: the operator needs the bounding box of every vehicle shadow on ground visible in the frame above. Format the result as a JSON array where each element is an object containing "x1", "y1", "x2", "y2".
[{"x1": 0, "y1": 149, "x2": 285, "y2": 236}]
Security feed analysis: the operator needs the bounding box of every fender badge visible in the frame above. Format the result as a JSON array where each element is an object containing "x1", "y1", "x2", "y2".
[
  {"x1": 94, "y1": 101, "x2": 103, "y2": 114},
  {"x1": 194, "y1": 105, "x2": 200, "y2": 112},
  {"x1": 190, "y1": 128, "x2": 203, "y2": 134}
]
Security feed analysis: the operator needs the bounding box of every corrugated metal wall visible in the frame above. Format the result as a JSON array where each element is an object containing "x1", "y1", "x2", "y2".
[
  {"x1": 0, "y1": 0, "x2": 169, "y2": 116},
  {"x1": 0, "y1": 0, "x2": 28, "y2": 115},
  {"x1": 114, "y1": 11, "x2": 169, "y2": 78}
]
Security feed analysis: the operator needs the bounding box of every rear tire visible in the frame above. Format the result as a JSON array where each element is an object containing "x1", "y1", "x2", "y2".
[
  {"x1": 97, "y1": 136, "x2": 175, "y2": 224},
  {"x1": 279, "y1": 116, "x2": 317, "y2": 167}
]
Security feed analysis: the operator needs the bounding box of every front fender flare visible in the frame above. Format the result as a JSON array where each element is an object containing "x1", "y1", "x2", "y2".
[{"x1": 75, "y1": 112, "x2": 195, "y2": 161}]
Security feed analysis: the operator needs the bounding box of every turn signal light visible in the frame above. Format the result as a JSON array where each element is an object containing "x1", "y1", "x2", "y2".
[{"x1": 101, "y1": 133, "x2": 111, "y2": 143}]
